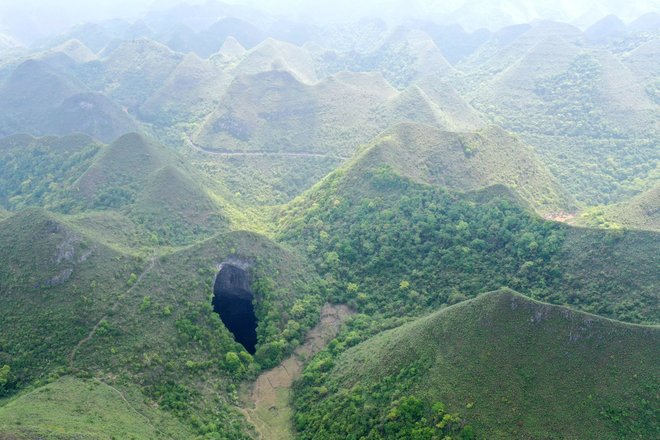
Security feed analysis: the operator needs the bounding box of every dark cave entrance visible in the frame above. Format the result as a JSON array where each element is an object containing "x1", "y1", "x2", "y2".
[{"x1": 212, "y1": 264, "x2": 257, "y2": 354}]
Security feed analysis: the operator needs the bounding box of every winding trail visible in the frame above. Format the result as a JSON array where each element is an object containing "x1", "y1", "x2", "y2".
[
  {"x1": 184, "y1": 135, "x2": 349, "y2": 161},
  {"x1": 240, "y1": 304, "x2": 353, "y2": 440},
  {"x1": 68, "y1": 258, "x2": 157, "y2": 370}
]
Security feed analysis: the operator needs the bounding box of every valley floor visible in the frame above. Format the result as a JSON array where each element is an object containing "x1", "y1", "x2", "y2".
[{"x1": 239, "y1": 304, "x2": 353, "y2": 439}]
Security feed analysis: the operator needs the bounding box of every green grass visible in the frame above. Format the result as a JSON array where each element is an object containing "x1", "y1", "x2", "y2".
[
  {"x1": 0, "y1": 206, "x2": 328, "y2": 438},
  {"x1": 294, "y1": 290, "x2": 660, "y2": 439},
  {"x1": 0, "y1": 376, "x2": 193, "y2": 439},
  {"x1": 277, "y1": 143, "x2": 657, "y2": 324},
  {"x1": 575, "y1": 184, "x2": 659, "y2": 231},
  {"x1": 346, "y1": 122, "x2": 576, "y2": 215},
  {"x1": 0, "y1": 209, "x2": 138, "y2": 389}
]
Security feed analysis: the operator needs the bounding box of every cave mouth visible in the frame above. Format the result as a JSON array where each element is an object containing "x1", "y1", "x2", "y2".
[{"x1": 212, "y1": 264, "x2": 257, "y2": 354}]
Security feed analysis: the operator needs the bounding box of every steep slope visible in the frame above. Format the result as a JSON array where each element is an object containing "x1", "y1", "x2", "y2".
[
  {"x1": 350, "y1": 123, "x2": 575, "y2": 215},
  {"x1": 73, "y1": 132, "x2": 233, "y2": 246},
  {"x1": 232, "y1": 37, "x2": 319, "y2": 84},
  {"x1": 0, "y1": 56, "x2": 140, "y2": 141},
  {"x1": 101, "y1": 38, "x2": 184, "y2": 111},
  {"x1": 0, "y1": 205, "x2": 329, "y2": 438},
  {"x1": 294, "y1": 290, "x2": 659, "y2": 439},
  {"x1": 194, "y1": 70, "x2": 397, "y2": 155},
  {"x1": 201, "y1": 17, "x2": 265, "y2": 51},
  {"x1": 0, "y1": 209, "x2": 136, "y2": 390},
  {"x1": 459, "y1": 21, "x2": 584, "y2": 84},
  {"x1": 576, "y1": 184, "x2": 660, "y2": 232},
  {"x1": 627, "y1": 12, "x2": 660, "y2": 33},
  {"x1": 623, "y1": 38, "x2": 660, "y2": 84},
  {"x1": 0, "y1": 377, "x2": 193, "y2": 439},
  {"x1": 585, "y1": 14, "x2": 627, "y2": 42},
  {"x1": 127, "y1": 165, "x2": 229, "y2": 245},
  {"x1": 61, "y1": 229, "x2": 324, "y2": 438},
  {"x1": 0, "y1": 59, "x2": 86, "y2": 135},
  {"x1": 46, "y1": 92, "x2": 138, "y2": 143},
  {"x1": 217, "y1": 36, "x2": 247, "y2": 58},
  {"x1": 463, "y1": 25, "x2": 659, "y2": 205},
  {"x1": 317, "y1": 27, "x2": 455, "y2": 88},
  {"x1": 385, "y1": 77, "x2": 485, "y2": 132},
  {"x1": 140, "y1": 52, "x2": 231, "y2": 124},
  {"x1": 0, "y1": 134, "x2": 101, "y2": 211},
  {"x1": 48, "y1": 39, "x2": 98, "y2": 63},
  {"x1": 74, "y1": 132, "x2": 172, "y2": 201},
  {"x1": 194, "y1": 69, "x2": 484, "y2": 157},
  {"x1": 372, "y1": 28, "x2": 455, "y2": 88},
  {"x1": 42, "y1": 22, "x2": 129, "y2": 53},
  {"x1": 278, "y1": 136, "x2": 657, "y2": 323}
]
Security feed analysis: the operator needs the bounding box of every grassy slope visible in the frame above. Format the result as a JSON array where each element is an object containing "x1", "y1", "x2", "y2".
[
  {"x1": 47, "y1": 92, "x2": 138, "y2": 143},
  {"x1": 556, "y1": 226, "x2": 659, "y2": 323},
  {"x1": 351, "y1": 122, "x2": 576, "y2": 215},
  {"x1": 0, "y1": 209, "x2": 138, "y2": 389},
  {"x1": 74, "y1": 132, "x2": 244, "y2": 248},
  {"x1": 0, "y1": 206, "x2": 325, "y2": 437},
  {"x1": 193, "y1": 69, "x2": 397, "y2": 156},
  {"x1": 0, "y1": 134, "x2": 101, "y2": 211},
  {"x1": 575, "y1": 184, "x2": 660, "y2": 232},
  {"x1": 140, "y1": 52, "x2": 231, "y2": 125},
  {"x1": 316, "y1": 27, "x2": 455, "y2": 89},
  {"x1": 296, "y1": 290, "x2": 659, "y2": 439},
  {"x1": 0, "y1": 377, "x2": 193, "y2": 440},
  {"x1": 278, "y1": 143, "x2": 657, "y2": 323},
  {"x1": 460, "y1": 24, "x2": 659, "y2": 205},
  {"x1": 100, "y1": 38, "x2": 184, "y2": 111},
  {"x1": 193, "y1": 68, "x2": 481, "y2": 159},
  {"x1": 232, "y1": 38, "x2": 319, "y2": 84},
  {"x1": 0, "y1": 59, "x2": 86, "y2": 134}
]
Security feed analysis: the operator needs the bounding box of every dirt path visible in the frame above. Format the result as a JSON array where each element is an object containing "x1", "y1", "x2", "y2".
[
  {"x1": 68, "y1": 258, "x2": 157, "y2": 370},
  {"x1": 240, "y1": 304, "x2": 352, "y2": 440},
  {"x1": 184, "y1": 135, "x2": 349, "y2": 161}
]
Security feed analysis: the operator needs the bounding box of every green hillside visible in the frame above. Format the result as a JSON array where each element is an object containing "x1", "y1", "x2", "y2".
[
  {"x1": 72, "y1": 132, "x2": 239, "y2": 246},
  {"x1": 0, "y1": 59, "x2": 86, "y2": 136},
  {"x1": 0, "y1": 206, "x2": 327, "y2": 438},
  {"x1": 47, "y1": 92, "x2": 138, "y2": 143},
  {"x1": 0, "y1": 8, "x2": 657, "y2": 440},
  {"x1": 140, "y1": 52, "x2": 230, "y2": 126},
  {"x1": 345, "y1": 123, "x2": 575, "y2": 215},
  {"x1": 462, "y1": 26, "x2": 659, "y2": 205},
  {"x1": 232, "y1": 38, "x2": 319, "y2": 84},
  {"x1": 193, "y1": 70, "x2": 395, "y2": 155},
  {"x1": 100, "y1": 38, "x2": 184, "y2": 111},
  {"x1": 0, "y1": 377, "x2": 193, "y2": 440},
  {"x1": 294, "y1": 290, "x2": 659, "y2": 439},
  {"x1": 277, "y1": 144, "x2": 657, "y2": 323},
  {"x1": 576, "y1": 185, "x2": 660, "y2": 231},
  {"x1": 0, "y1": 134, "x2": 101, "y2": 212},
  {"x1": 317, "y1": 28, "x2": 455, "y2": 89},
  {"x1": 0, "y1": 209, "x2": 137, "y2": 390}
]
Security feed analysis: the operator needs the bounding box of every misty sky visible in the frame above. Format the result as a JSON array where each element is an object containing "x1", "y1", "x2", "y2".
[{"x1": 1, "y1": 0, "x2": 658, "y2": 43}]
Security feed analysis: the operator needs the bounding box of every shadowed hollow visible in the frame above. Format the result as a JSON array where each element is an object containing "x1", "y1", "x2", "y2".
[{"x1": 212, "y1": 264, "x2": 257, "y2": 354}]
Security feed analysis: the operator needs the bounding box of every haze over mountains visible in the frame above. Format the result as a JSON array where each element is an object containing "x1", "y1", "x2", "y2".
[{"x1": 0, "y1": 1, "x2": 658, "y2": 439}]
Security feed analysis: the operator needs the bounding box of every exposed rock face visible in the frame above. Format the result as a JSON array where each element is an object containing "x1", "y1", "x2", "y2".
[{"x1": 213, "y1": 263, "x2": 257, "y2": 353}]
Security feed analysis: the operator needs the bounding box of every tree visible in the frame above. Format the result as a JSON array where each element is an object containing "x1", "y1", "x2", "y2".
[
  {"x1": 0, "y1": 364, "x2": 10, "y2": 392},
  {"x1": 225, "y1": 352, "x2": 242, "y2": 373}
]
